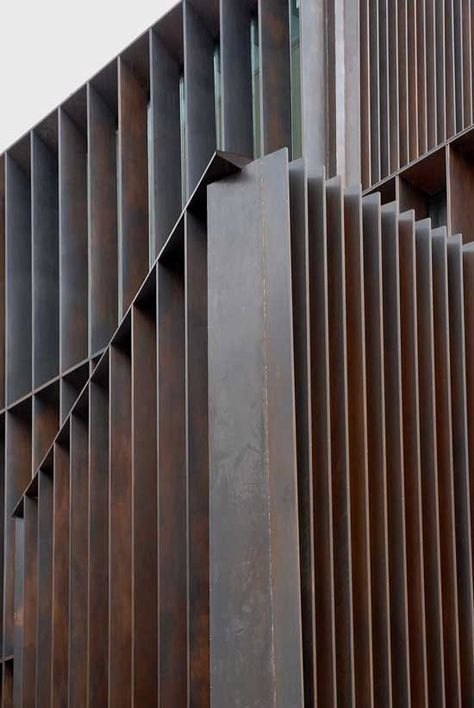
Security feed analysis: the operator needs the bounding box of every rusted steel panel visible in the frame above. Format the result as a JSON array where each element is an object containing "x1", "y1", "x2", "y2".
[
  {"x1": 307, "y1": 168, "x2": 337, "y2": 707},
  {"x1": 208, "y1": 149, "x2": 303, "y2": 707},
  {"x1": 380, "y1": 201, "x2": 411, "y2": 705},
  {"x1": 362, "y1": 193, "x2": 393, "y2": 708},
  {"x1": 415, "y1": 219, "x2": 446, "y2": 706},
  {"x1": 398, "y1": 209, "x2": 429, "y2": 707}
]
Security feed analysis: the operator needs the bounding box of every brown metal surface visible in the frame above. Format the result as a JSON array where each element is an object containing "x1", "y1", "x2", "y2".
[{"x1": 1, "y1": 1, "x2": 474, "y2": 705}]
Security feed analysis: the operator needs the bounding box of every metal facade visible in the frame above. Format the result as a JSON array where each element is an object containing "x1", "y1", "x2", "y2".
[{"x1": 1, "y1": 0, "x2": 474, "y2": 705}]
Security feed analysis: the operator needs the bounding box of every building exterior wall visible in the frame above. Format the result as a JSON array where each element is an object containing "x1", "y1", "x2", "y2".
[{"x1": 0, "y1": 0, "x2": 474, "y2": 704}]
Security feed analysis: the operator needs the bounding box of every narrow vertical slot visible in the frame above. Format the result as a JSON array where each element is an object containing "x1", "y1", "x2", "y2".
[
  {"x1": 258, "y1": 0, "x2": 291, "y2": 155},
  {"x1": 132, "y1": 289, "x2": 157, "y2": 704},
  {"x1": 425, "y1": 0, "x2": 437, "y2": 148},
  {"x1": 118, "y1": 36, "x2": 150, "y2": 315},
  {"x1": 36, "y1": 466, "x2": 53, "y2": 707},
  {"x1": 397, "y1": 0, "x2": 409, "y2": 165},
  {"x1": 289, "y1": 0, "x2": 302, "y2": 158},
  {"x1": 0, "y1": 417, "x2": 4, "y2": 659},
  {"x1": 32, "y1": 118, "x2": 59, "y2": 389},
  {"x1": 69, "y1": 402, "x2": 89, "y2": 706},
  {"x1": 59, "y1": 97, "x2": 88, "y2": 373},
  {"x1": 5, "y1": 146, "x2": 31, "y2": 405},
  {"x1": 369, "y1": 0, "x2": 381, "y2": 182},
  {"x1": 51, "y1": 435, "x2": 70, "y2": 706},
  {"x1": 5, "y1": 401, "x2": 32, "y2": 518},
  {"x1": 362, "y1": 0, "x2": 373, "y2": 189},
  {"x1": 180, "y1": 74, "x2": 187, "y2": 206},
  {"x1": 407, "y1": 0, "x2": 418, "y2": 160},
  {"x1": 250, "y1": 15, "x2": 261, "y2": 157},
  {"x1": 88, "y1": 68, "x2": 119, "y2": 355},
  {"x1": 88, "y1": 360, "x2": 109, "y2": 706},
  {"x1": 109, "y1": 330, "x2": 132, "y2": 706},
  {"x1": 416, "y1": 0, "x2": 428, "y2": 154},
  {"x1": 0, "y1": 156, "x2": 5, "y2": 409},
  {"x1": 60, "y1": 362, "x2": 89, "y2": 424},
  {"x1": 147, "y1": 99, "x2": 155, "y2": 266},
  {"x1": 3, "y1": 518, "x2": 15, "y2": 662},
  {"x1": 149, "y1": 11, "x2": 183, "y2": 252},
  {"x1": 219, "y1": 0, "x2": 253, "y2": 156},
  {"x1": 434, "y1": 0, "x2": 446, "y2": 143},
  {"x1": 461, "y1": 0, "x2": 472, "y2": 127},
  {"x1": 184, "y1": 211, "x2": 209, "y2": 702},
  {"x1": 183, "y1": 0, "x2": 217, "y2": 196},
  {"x1": 157, "y1": 253, "x2": 186, "y2": 704},
  {"x1": 378, "y1": 0, "x2": 390, "y2": 176},
  {"x1": 213, "y1": 42, "x2": 222, "y2": 150},
  {"x1": 12, "y1": 515, "x2": 24, "y2": 707},
  {"x1": 33, "y1": 381, "x2": 59, "y2": 470},
  {"x1": 444, "y1": 0, "x2": 456, "y2": 138},
  {"x1": 387, "y1": 0, "x2": 400, "y2": 173},
  {"x1": 22, "y1": 494, "x2": 38, "y2": 707}
]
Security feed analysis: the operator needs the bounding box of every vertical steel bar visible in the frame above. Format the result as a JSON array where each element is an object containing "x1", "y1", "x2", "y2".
[
  {"x1": 362, "y1": 194, "x2": 393, "y2": 708},
  {"x1": 447, "y1": 236, "x2": 474, "y2": 705},
  {"x1": 326, "y1": 175, "x2": 355, "y2": 706},
  {"x1": 398, "y1": 209, "x2": 429, "y2": 706},
  {"x1": 208, "y1": 151, "x2": 303, "y2": 706},
  {"x1": 36, "y1": 469, "x2": 53, "y2": 707},
  {"x1": 289, "y1": 160, "x2": 317, "y2": 705},
  {"x1": 69, "y1": 410, "x2": 89, "y2": 707},
  {"x1": 415, "y1": 219, "x2": 445, "y2": 706},
  {"x1": 157, "y1": 256, "x2": 187, "y2": 704},
  {"x1": 108, "y1": 341, "x2": 132, "y2": 708},
  {"x1": 431, "y1": 227, "x2": 462, "y2": 704},
  {"x1": 308, "y1": 169, "x2": 337, "y2": 707},
  {"x1": 131, "y1": 301, "x2": 158, "y2": 705},
  {"x1": 51, "y1": 439, "x2": 70, "y2": 708},
  {"x1": 345, "y1": 185, "x2": 374, "y2": 706}
]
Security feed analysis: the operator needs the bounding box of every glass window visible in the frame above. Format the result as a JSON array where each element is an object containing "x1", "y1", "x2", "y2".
[
  {"x1": 147, "y1": 100, "x2": 154, "y2": 264},
  {"x1": 179, "y1": 74, "x2": 187, "y2": 206},
  {"x1": 290, "y1": 0, "x2": 302, "y2": 159},
  {"x1": 214, "y1": 42, "x2": 222, "y2": 150}
]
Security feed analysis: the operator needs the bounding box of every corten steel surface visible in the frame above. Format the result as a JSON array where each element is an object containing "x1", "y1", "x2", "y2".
[{"x1": 2, "y1": 0, "x2": 474, "y2": 705}]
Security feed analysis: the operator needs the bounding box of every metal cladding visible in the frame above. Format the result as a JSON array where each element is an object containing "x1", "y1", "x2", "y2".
[{"x1": 1, "y1": 0, "x2": 474, "y2": 705}]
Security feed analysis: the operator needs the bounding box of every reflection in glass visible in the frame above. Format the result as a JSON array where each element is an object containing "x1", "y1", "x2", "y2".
[{"x1": 214, "y1": 43, "x2": 222, "y2": 150}]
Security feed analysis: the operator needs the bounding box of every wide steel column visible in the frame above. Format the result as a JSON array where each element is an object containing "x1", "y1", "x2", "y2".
[{"x1": 207, "y1": 149, "x2": 303, "y2": 707}]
